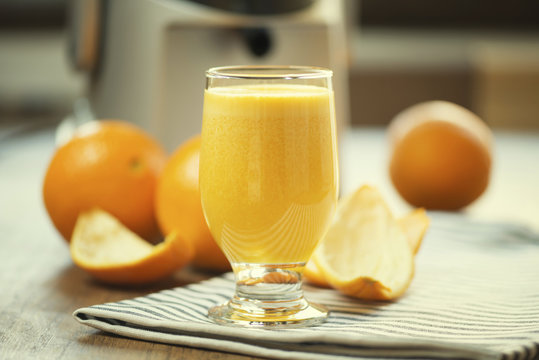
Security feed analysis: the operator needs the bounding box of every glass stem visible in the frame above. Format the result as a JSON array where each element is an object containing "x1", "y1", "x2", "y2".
[{"x1": 208, "y1": 263, "x2": 328, "y2": 327}]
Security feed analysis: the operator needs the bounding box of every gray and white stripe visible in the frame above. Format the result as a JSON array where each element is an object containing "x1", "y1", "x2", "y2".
[{"x1": 74, "y1": 213, "x2": 539, "y2": 360}]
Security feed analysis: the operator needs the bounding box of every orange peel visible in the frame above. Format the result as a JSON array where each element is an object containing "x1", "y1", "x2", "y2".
[
  {"x1": 311, "y1": 185, "x2": 417, "y2": 300},
  {"x1": 398, "y1": 207, "x2": 429, "y2": 254},
  {"x1": 70, "y1": 209, "x2": 194, "y2": 285}
]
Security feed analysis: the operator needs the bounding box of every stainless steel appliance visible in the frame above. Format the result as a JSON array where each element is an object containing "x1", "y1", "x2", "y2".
[{"x1": 70, "y1": 0, "x2": 349, "y2": 150}]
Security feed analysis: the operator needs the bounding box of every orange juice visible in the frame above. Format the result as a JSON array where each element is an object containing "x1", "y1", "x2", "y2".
[{"x1": 200, "y1": 84, "x2": 338, "y2": 264}]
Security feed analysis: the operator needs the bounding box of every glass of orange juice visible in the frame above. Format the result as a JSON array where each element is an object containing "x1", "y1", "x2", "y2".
[{"x1": 200, "y1": 66, "x2": 339, "y2": 327}]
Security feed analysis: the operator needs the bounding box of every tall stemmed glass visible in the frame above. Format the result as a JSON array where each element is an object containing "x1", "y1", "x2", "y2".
[{"x1": 200, "y1": 66, "x2": 338, "y2": 327}]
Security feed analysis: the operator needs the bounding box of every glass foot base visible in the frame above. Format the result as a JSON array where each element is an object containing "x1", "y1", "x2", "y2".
[
  {"x1": 208, "y1": 263, "x2": 328, "y2": 328},
  {"x1": 209, "y1": 299, "x2": 328, "y2": 328}
]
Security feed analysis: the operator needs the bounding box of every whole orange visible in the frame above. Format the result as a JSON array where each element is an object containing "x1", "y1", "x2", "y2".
[
  {"x1": 43, "y1": 120, "x2": 167, "y2": 242},
  {"x1": 388, "y1": 101, "x2": 493, "y2": 210},
  {"x1": 155, "y1": 135, "x2": 230, "y2": 272}
]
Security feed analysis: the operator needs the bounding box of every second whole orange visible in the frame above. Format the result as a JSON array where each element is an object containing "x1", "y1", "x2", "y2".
[
  {"x1": 388, "y1": 101, "x2": 493, "y2": 210},
  {"x1": 155, "y1": 135, "x2": 230, "y2": 272}
]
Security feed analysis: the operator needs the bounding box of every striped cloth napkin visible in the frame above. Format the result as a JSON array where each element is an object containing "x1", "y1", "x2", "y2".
[{"x1": 73, "y1": 213, "x2": 539, "y2": 360}]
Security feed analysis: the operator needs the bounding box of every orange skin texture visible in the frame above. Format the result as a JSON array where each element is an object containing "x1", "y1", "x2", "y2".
[
  {"x1": 390, "y1": 120, "x2": 491, "y2": 210},
  {"x1": 336, "y1": 277, "x2": 394, "y2": 301},
  {"x1": 156, "y1": 135, "x2": 230, "y2": 272},
  {"x1": 43, "y1": 121, "x2": 167, "y2": 242}
]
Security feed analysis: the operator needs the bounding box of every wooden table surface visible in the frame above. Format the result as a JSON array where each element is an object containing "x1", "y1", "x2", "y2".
[{"x1": 1, "y1": 119, "x2": 539, "y2": 359}]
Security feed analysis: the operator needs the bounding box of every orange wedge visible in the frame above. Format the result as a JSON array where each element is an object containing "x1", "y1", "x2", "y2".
[
  {"x1": 304, "y1": 189, "x2": 429, "y2": 289},
  {"x1": 312, "y1": 185, "x2": 415, "y2": 300},
  {"x1": 70, "y1": 209, "x2": 194, "y2": 285},
  {"x1": 399, "y1": 208, "x2": 429, "y2": 254},
  {"x1": 303, "y1": 258, "x2": 330, "y2": 288}
]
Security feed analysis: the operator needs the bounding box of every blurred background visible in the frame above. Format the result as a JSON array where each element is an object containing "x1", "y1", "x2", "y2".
[
  {"x1": 1, "y1": 0, "x2": 538, "y2": 228},
  {"x1": 1, "y1": 0, "x2": 538, "y2": 132}
]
